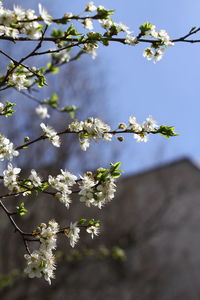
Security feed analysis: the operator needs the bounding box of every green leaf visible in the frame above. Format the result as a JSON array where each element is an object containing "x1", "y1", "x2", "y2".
[
  {"x1": 190, "y1": 26, "x2": 196, "y2": 33},
  {"x1": 0, "y1": 101, "x2": 16, "y2": 117},
  {"x1": 58, "y1": 105, "x2": 78, "y2": 118},
  {"x1": 42, "y1": 93, "x2": 59, "y2": 108},
  {"x1": 88, "y1": 219, "x2": 100, "y2": 227},
  {"x1": 157, "y1": 125, "x2": 179, "y2": 138},
  {"x1": 51, "y1": 29, "x2": 65, "y2": 38},
  {"x1": 78, "y1": 219, "x2": 87, "y2": 225},
  {"x1": 35, "y1": 74, "x2": 47, "y2": 88},
  {"x1": 96, "y1": 8, "x2": 115, "y2": 19},
  {"x1": 139, "y1": 22, "x2": 153, "y2": 35},
  {"x1": 16, "y1": 202, "x2": 28, "y2": 216}
]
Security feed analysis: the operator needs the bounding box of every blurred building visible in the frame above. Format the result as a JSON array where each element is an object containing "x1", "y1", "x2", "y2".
[{"x1": 1, "y1": 158, "x2": 200, "y2": 300}]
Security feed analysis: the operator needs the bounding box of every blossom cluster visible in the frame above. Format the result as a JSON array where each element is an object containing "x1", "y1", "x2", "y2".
[
  {"x1": 142, "y1": 24, "x2": 174, "y2": 63},
  {"x1": 24, "y1": 220, "x2": 59, "y2": 284},
  {"x1": 0, "y1": 3, "x2": 51, "y2": 39},
  {"x1": 48, "y1": 169, "x2": 77, "y2": 208},
  {"x1": 9, "y1": 72, "x2": 31, "y2": 90},
  {"x1": 64, "y1": 221, "x2": 100, "y2": 247},
  {"x1": 0, "y1": 0, "x2": 179, "y2": 286},
  {"x1": 119, "y1": 115, "x2": 158, "y2": 143},
  {"x1": 79, "y1": 170, "x2": 116, "y2": 209},
  {"x1": 24, "y1": 219, "x2": 100, "y2": 284},
  {"x1": 65, "y1": 222, "x2": 80, "y2": 248},
  {"x1": 0, "y1": 133, "x2": 18, "y2": 161},
  {"x1": 2, "y1": 162, "x2": 119, "y2": 212},
  {"x1": 3, "y1": 163, "x2": 21, "y2": 193},
  {"x1": 68, "y1": 117, "x2": 112, "y2": 151},
  {"x1": 3, "y1": 164, "x2": 42, "y2": 193}
]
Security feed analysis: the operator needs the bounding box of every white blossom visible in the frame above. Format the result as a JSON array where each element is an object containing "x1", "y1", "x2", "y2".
[
  {"x1": 85, "y1": 2, "x2": 97, "y2": 12},
  {"x1": 24, "y1": 220, "x2": 59, "y2": 284},
  {"x1": 83, "y1": 43, "x2": 98, "y2": 59},
  {"x1": 66, "y1": 222, "x2": 80, "y2": 248},
  {"x1": 143, "y1": 48, "x2": 154, "y2": 61},
  {"x1": 10, "y1": 73, "x2": 30, "y2": 90},
  {"x1": 3, "y1": 163, "x2": 21, "y2": 193},
  {"x1": 129, "y1": 116, "x2": 142, "y2": 131},
  {"x1": 13, "y1": 5, "x2": 25, "y2": 20},
  {"x1": 142, "y1": 115, "x2": 158, "y2": 131},
  {"x1": 40, "y1": 123, "x2": 60, "y2": 147},
  {"x1": 0, "y1": 103, "x2": 4, "y2": 112},
  {"x1": 99, "y1": 18, "x2": 113, "y2": 30},
  {"x1": 48, "y1": 169, "x2": 77, "y2": 209},
  {"x1": 52, "y1": 49, "x2": 71, "y2": 64},
  {"x1": 115, "y1": 22, "x2": 131, "y2": 34},
  {"x1": 28, "y1": 169, "x2": 42, "y2": 187},
  {"x1": 83, "y1": 18, "x2": 93, "y2": 30},
  {"x1": 153, "y1": 48, "x2": 165, "y2": 63},
  {"x1": 64, "y1": 12, "x2": 73, "y2": 22},
  {"x1": 80, "y1": 138, "x2": 90, "y2": 151},
  {"x1": 125, "y1": 35, "x2": 137, "y2": 45},
  {"x1": 69, "y1": 118, "x2": 112, "y2": 151},
  {"x1": 86, "y1": 226, "x2": 100, "y2": 239},
  {"x1": 157, "y1": 29, "x2": 174, "y2": 46},
  {"x1": 0, "y1": 134, "x2": 19, "y2": 161},
  {"x1": 55, "y1": 192, "x2": 71, "y2": 209},
  {"x1": 79, "y1": 172, "x2": 116, "y2": 209},
  {"x1": 36, "y1": 105, "x2": 50, "y2": 119},
  {"x1": 134, "y1": 132, "x2": 149, "y2": 143},
  {"x1": 38, "y1": 3, "x2": 52, "y2": 25}
]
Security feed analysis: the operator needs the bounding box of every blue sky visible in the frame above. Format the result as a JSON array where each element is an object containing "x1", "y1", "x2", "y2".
[{"x1": 13, "y1": 0, "x2": 200, "y2": 173}]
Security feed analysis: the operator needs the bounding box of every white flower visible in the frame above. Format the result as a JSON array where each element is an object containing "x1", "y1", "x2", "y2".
[
  {"x1": 52, "y1": 49, "x2": 70, "y2": 64},
  {"x1": 36, "y1": 105, "x2": 50, "y2": 119},
  {"x1": 66, "y1": 222, "x2": 80, "y2": 248},
  {"x1": 115, "y1": 22, "x2": 131, "y2": 34},
  {"x1": 83, "y1": 18, "x2": 93, "y2": 30},
  {"x1": 3, "y1": 163, "x2": 21, "y2": 193},
  {"x1": 99, "y1": 18, "x2": 113, "y2": 30},
  {"x1": 10, "y1": 73, "x2": 30, "y2": 90},
  {"x1": 0, "y1": 103, "x2": 4, "y2": 113},
  {"x1": 79, "y1": 172, "x2": 116, "y2": 209},
  {"x1": 0, "y1": 134, "x2": 19, "y2": 161},
  {"x1": 157, "y1": 29, "x2": 174, "y2": 46},
  {"x1": 142, "y1": 115, "x2": 158, "y2": 131},
  {"x1": 28, "y1": 169, "x2": 42, "y2": 187},
  {"x1": 85, "y1": 2, "x2": 97, "y2": 12},
  {"x1": 38, "y1": 3, "x2": 52, "y2": 25},
  {"x1": 143, "y1": 48, "x2": 154, "y2": 61},
  {"x1": 24, "y1": 220, "x2": 59, "y2": 284},
  {"x1": 153, "y1": 48, "x2": 165, "y2": 63},
  {"x1": 64, "y1": 12, "x2": 73, "y2": 22},
  {"x1": 59, "y1": 169, "x2": 77, "y2": 186},
  {"x1": 69, "y1": 118, "x2": 112, "y2": 150},
  {"x1": 125, "y1": 35, "x2": 137, "y2": 45},
  {"x1": 13, "y1": 5, "x2": 25, "y2": 20},
  {"x1": 40, "y1": 123, "x2": 60, "y2": 147},
  {"x1": 83, "y1": 43, "x2": 98, "y2": 59},
  {"x1": 86, "y1": 226, "x2": 100, "y2": 239},
  {"x1": 129, "y1": 116, "x2": 142, "y2": 131},
  {"x1": 48, "y1": 169, "x2": 77, "y2": 209},
  {"x1": 51, "y1": 135, "x2": 60, "y2": 147},
  {"x1": 68, "y1": 120, "x2": 84, "y2": 132},
  {"x1": 134, "y1": 132, "x2": 148, "y2": 143},
  {"x1": 80, "y1": 138, "x2": 90, "y2": 151},
  {"x1": 24, "y1": 250, "x2": 43, "y2": 279},
  {"x1": 55, "y1": 192, "x2": 71, "y2": 209}
]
